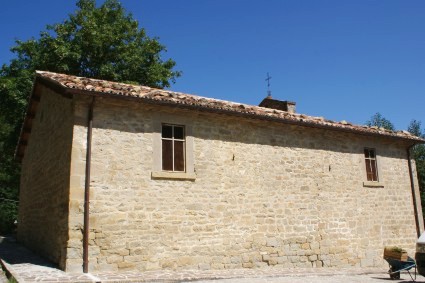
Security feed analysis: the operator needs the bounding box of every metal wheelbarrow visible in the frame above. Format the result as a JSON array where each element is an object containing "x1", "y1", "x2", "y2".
[{"x1": 384, "y1": 256, "x2": 416, "y2": 281}]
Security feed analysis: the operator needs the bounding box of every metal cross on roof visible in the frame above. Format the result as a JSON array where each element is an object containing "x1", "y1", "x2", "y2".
[{"x1": 265, "y1": 72, "x2": 272, "y2": 97}]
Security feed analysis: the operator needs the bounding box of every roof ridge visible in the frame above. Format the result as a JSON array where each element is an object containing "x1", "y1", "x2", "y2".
[{"x1": 33, "y1": 70, "x2": 424, "y2": 143}]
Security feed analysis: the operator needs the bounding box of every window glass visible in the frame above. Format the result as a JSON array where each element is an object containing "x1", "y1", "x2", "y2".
[
  {"x1": 174, "y1": 126, "x2": 185, "y2": 140},
  {"x1": 364, "y1": 148, "x2": 370, "y2": 158},
  {"x1": 161, "y1": 124, "x2": 185, "y2": 172},
  {"x1": 162, "y1": 125, "x2": 173, "y2": 138},
  {"x1": 365, "y1": 160, "x2": 372, "y2": 181},
  {"x1": 162, "y1": 139, "x2": 173, "y2": 171},
  {"x1": 371, "y1": 161, "x2": 377, "y2": 181},
  {"x1": 174, "y1": 141, "x2": 185, "y2": 171},
  {"x1": 364, "y1": 148, "x2": 378, "y2": 182}
]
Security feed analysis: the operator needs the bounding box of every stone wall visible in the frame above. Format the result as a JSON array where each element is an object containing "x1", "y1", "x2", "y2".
[
  {"x1": 66, "y1": 96, "x2": 423, "y2": 272},
  {"x1": 17, "y1": 86, "x2": 74, "y2": 269}
]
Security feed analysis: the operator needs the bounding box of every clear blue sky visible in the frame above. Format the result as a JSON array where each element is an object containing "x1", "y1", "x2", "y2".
[{"x1": 1, "y1": 1, "x2": 424, "y2": 130}]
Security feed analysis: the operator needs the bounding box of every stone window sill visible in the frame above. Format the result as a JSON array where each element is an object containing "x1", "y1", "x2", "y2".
[
  {"x1": 363, "y1": 181, "x2": 385, "y2": 188},
  {"x1": 151, "y1": 171, "x2": 196, "y2": 181}
]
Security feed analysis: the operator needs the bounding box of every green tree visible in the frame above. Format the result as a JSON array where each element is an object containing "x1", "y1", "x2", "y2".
[
  {"x1": 0, "y1": 0, "x2": 181, "y2": 233},
  {"x1": 408, "y1": 120, "x2": 425, "y2": 217},
  {"x1": 4, "y1": 0, "x2": 181, "y2": 87},
  {"x1": 366, "y1": 112, "x2": 395, "y2": 131},
  {"x1": 0, "y1": 71, "x2": 31, "y2": 233}
]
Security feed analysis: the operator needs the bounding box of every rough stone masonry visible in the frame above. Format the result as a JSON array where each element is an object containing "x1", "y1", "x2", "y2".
[{"x1": 17, "y1": 72, "x2": 424, "y2": 273}]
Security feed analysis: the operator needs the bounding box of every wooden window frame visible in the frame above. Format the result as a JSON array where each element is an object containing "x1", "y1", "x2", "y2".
[
  {"x1": 364, "y1": 148, "x2": 379, "y2": 182},
  {"x1": 363, "y1": 147, "x2": 384, "y2": 188},
  {"x1": 161, "y1": 124, "x2": 186, "y2": 172},
  {"x1": 151, "y1": 116, "x2": 195, "y2": 181}
]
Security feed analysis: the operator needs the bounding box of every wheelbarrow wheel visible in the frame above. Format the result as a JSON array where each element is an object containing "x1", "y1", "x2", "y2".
[{"x1": 389, "y1": 267, "x2": 400, "y2": 280}]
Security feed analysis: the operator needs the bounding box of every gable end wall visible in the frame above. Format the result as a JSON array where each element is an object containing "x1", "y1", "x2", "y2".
[{"x1": 17, "y1": 85, "x2": 74, "y2": 269}]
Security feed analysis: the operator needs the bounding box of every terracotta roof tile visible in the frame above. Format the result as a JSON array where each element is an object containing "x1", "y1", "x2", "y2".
[
  {"x1": 38, "y1": 71, "x2": 425, "y2": 141},
  {"x1": 14, "y1": 71, "x2": 425, "y2": 161},
  {"x1": 14, "y1": 70, "x2": 420, "y2": 163},
  {"x1": 33, "y1": 70, "x2": 425, "y2": 143}
]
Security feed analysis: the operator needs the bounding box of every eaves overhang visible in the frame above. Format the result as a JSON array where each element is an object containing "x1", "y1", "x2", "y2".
[{"x1": 15, "y1": 71, "x2": 425, "y2": 162}]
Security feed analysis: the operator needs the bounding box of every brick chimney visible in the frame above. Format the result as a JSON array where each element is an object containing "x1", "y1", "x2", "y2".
[{"x1": 259, "y1": 96, "x2": 296, "y2": 113}]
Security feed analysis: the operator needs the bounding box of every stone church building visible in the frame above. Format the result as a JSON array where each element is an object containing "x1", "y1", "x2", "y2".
[{"x1": 16, "y1": 71, "x2": 425, "y2": 273}]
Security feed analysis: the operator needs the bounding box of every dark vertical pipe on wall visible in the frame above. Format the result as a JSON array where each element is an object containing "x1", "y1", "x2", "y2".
[
  {"x1": 407, "y1": 144, "x2": 421, "y2": 238},
  {"x1": 83, "y1": 97, "x2": 95, "y2": 273}
]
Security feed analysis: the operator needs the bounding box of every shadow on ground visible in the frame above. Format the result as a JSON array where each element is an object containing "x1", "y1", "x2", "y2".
[{"x1": 0, "y1": 236, "x2": 56, "y2": 268}]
